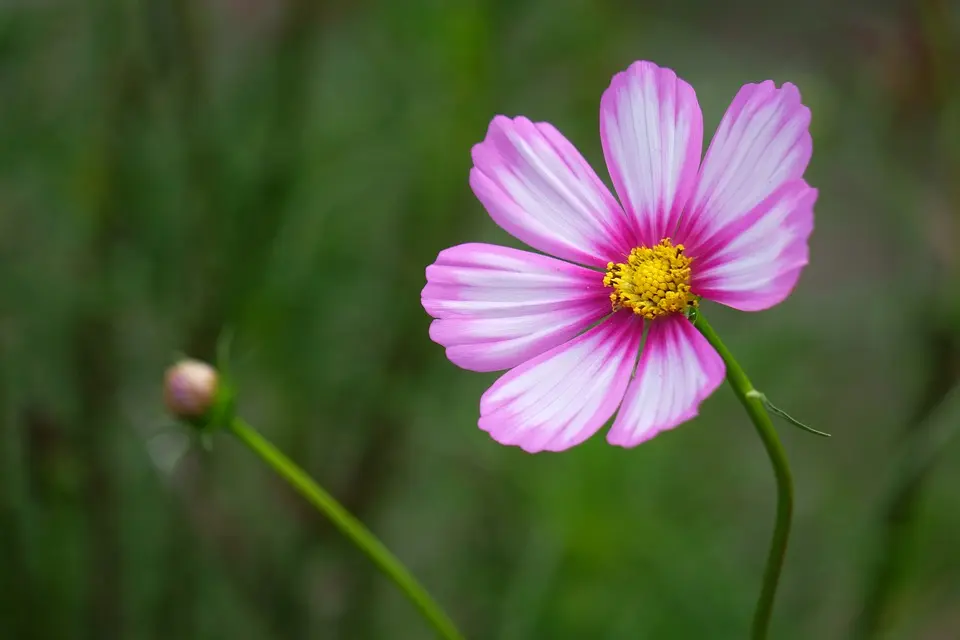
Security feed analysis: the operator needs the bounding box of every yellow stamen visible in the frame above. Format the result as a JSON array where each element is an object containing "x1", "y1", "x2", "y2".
[{"x1": 603, "y1": 238, "x2": 697, "y2": 320}]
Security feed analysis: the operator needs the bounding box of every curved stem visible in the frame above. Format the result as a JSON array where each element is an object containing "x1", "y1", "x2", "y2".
[
  {"x1": 227, "y1": 417, "x2": 465, "y2": 640},
  {"x1": 693, "y1": 313, "x2": 794, "y2": 640}
]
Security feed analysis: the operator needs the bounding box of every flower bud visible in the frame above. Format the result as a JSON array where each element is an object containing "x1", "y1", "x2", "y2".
[{"x1": 164, "y1": 359, "x2": 218, "y2": 420}]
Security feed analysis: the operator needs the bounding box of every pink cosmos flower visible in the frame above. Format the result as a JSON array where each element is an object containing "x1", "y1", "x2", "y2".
[{"x1": 421, "y1": 61, "x2": 815, "y2": 452}]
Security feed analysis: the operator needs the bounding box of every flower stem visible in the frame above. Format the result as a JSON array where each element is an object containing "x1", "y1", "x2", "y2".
[
  {"x1": 227, "y1": 417, "x2": 465, "y2": 640},
  {"x1": 692, "y1": 313, "x2": 794, "y2": 640}
]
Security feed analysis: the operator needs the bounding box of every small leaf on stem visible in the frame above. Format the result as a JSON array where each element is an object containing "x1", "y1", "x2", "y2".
[{"x1": 746, "y1": 390, "x2": 831, "y2": 437}]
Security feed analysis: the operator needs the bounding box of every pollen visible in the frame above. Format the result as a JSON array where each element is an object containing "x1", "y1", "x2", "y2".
[{"x1": 603, "y1": 238, "x2": 697, "y2": 320}]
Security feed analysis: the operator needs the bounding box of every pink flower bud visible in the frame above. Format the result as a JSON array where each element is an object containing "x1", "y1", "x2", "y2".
[{"x1": 164, "y1": 359, "x2": 218, "y2": 420}]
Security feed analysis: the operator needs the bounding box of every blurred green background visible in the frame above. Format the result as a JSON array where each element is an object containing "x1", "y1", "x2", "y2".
[{"x1": 3, "y1": 0, "x2": 960, "y2": 638}]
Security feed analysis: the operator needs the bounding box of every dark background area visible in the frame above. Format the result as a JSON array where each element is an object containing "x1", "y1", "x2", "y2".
[{"x1": 2, "y1": 0, "x2": 960, "y2": 638}]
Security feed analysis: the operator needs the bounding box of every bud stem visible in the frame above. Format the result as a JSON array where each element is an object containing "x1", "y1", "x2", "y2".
[
  {"x1": 227, "y1": 417, "x2": 465, "y2": 640},
  {"x1": 691, "y1": 312, "x2": 794, "y2": 640}
]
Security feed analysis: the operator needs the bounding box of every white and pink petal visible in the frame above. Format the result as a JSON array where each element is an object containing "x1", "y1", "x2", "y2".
[
  {"x1": 470, "y1": 116, "x2": 633, "y2": 268},
  {"x1": 678, "y1": 80, "x2": 812, "y2": 253},
  {"x1": 422, "y1": 243, "x2": 610, "y2": 372},
  {"x1": 692, "y1": 180, "x2": 816, "y2": 311},
  {"x1": 600, "y1": 61, "x2": 703, "y2": 247},
  {"x1": 607, "y1": 316, "x2": 724, "y2": 447},
  {"x1": 479, "y1": 314, "x2": 642, "y2": 453}
]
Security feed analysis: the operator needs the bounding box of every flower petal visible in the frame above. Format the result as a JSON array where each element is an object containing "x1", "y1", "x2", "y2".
[
  {"x1": 600, "y1": 61, "x2": 703, "y2": 247},
  {"x1": 691, "y1": 180, "x2": 816, "y2": 311},
  {"x1": 479, "y1": 313, "x2": 641, "y2": 453},
  {"x1": 470, "y1": 116, "x2": 633, "y2": 268},
  {"x1": 677, "y1": 80, "x2": 812, "y2": 252},
  {"x1": 423, "y1": 243, "x2": 610, "y2": 372},
  {"x1": 607, "y1": 316, "x2": 724, "y2": 447}
]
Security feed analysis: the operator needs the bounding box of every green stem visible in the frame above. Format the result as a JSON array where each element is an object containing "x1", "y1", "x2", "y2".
[
  {"x1": 227, "y1": 417, "x2": 465, "y2": 640},
  {"x1": 693, "y1": 313, "x2": 794, "y2": 640}
]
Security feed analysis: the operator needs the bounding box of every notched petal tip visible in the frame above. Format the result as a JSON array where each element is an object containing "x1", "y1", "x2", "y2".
[
  {"x1": 470, "y1": 116, "x2": 513, "y2": 164},
  {"x1": 481, "y1": 422, "x2": 576, "y2": 454},
  {"x1": 623, "y1": 59, "x2": 680, "y2": 79}
]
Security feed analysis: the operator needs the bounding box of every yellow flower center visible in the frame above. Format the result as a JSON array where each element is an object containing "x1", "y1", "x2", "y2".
[{"x1": 602, "y1": 238, "x2": 697, "y2": 320}]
